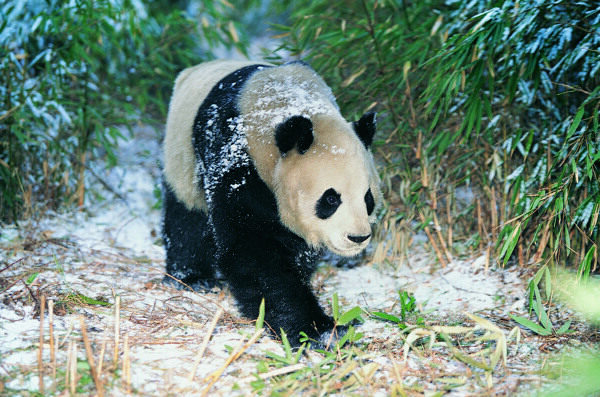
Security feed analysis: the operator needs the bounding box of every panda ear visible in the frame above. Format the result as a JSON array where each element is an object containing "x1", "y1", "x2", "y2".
[
  {"x1": 275, "y1": 115, "x2": 314, "y2": 155},
  {"x1": 352, "y1": 112, "x2": 376, "y2": 148}
]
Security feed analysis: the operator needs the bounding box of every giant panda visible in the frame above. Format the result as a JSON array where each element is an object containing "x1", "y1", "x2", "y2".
[{"x1": 162, "y1": 59, "x2": 383, "y2": 347}]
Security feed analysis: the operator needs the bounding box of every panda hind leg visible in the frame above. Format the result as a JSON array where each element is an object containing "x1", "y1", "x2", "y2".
[{"x1": 162, "y1": 182, "x2": 221, "y2": 291}]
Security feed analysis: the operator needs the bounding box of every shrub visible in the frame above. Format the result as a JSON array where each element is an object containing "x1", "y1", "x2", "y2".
[
  {"x1": 426, "y1": 1, "x2": 599, "y2": 272},
  {"x1": 0, "y1": 0, "x2": 248, "y2": 221}
]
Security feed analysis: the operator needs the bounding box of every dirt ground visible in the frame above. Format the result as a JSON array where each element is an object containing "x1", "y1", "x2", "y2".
[{"x1": 1, "y1": 125, "x2": 596, "y2": 396}]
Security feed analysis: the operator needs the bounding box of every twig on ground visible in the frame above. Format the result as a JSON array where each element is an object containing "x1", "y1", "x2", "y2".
[
  {"x1": 0, "y1": 257, "x2": 24, "y2": 273},
  {"x1": 188, "y1": 307, "x2": 223, "y2": 381}
]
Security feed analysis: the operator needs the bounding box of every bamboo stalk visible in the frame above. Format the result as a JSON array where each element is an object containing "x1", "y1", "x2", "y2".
[
  {"x1": 490, "y1": 186, "x2": 498, "y2": 241},
  {"x1": 113, "y1": 296, "x2": 120, "y2": 371},
  {"x1": 38, "y1": 295, "x2": 45, "y2": 394},
  {"x1": 188, "y1": 308, "x2": 223, "y2": 381},
  {"x1": 533, "y1": 221, "x2": 551, "y2": 264},
  {"x1": 48, "y1": 300, "x2": 56, "y2": 390},
  {"x1": 201, "y1": 329, "x2": 264, "y2": 396},
  {"x1": 65, "y1": 341, "x2": 71, "y2": 394},
  {"x1": 77, "y1": 153, "x2": 86, "y2": 207},
  {"x1": 123, "y1": 334, "x2": 131, "y2": 393},
  {"x1": 432, "y1": 211, "x2": 453, "y2": 264},
  {"x1": 518, "y1": 243, "x2": 525, "y2": 267},
  {"x1": 80, "y1": 316, "x2": 104, "y2": 397},
  {"x1": 422, "y1": 164, "x2": 429, "y2": 188},
  {"x1": 70, "y1": 341, "x2": 77, "y2": 394},
  {"x1": 447, "y1": 187, "x2": 453, "y2": 249},
  {"x1": 97, "y1": 341, "x2": 107, "y2": 379},
  {"x1": 477, "y1": 198, "x2": 484, "y2": 250},
  {"x1": 419, "y1": 212, "x2": 447, "y2": 267},
  {"x1": 485, "y1": 245, "x2": 491, "y2": 274}
]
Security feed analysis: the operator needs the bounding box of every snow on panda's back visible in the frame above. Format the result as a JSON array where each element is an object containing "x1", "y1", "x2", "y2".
[{"x1": 163, "y1": 60, "x2": 269, "y2": 212}]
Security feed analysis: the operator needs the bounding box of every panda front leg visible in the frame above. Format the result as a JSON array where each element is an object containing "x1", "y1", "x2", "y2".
[
  {"x1": 162, "y1": 181, "x2": 220, "y2": 290},
  {"x1": 217, "y1": 243, "x2": 340, "y2": 347}
]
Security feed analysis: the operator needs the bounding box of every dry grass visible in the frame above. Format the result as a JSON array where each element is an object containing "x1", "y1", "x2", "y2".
[{"x1": 1, "y1": 226, "x2": 596, "y2": 396}]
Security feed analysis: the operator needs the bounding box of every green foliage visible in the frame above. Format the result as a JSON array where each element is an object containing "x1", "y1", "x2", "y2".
[
  {"x1": 398, "y1": 290, "x2": 417, "y2": 319},
  {"x1": 331, "y1": 292, "x2": 364, "y2": 326},
  {"x1": 0, "y1": 0, "x2": 248, "y2": 221},
  {"x1": 372, "y1": 290, "x2": 423, "y2": 329},
  {"x1": 255, "y1": 298, "x2": 265, "y2": 331},
  {"x1": 510, "y1": 265, "x2": 572, "y2": 335},
  {"x1": 267, "y1": 329, "x2": 306, "y2": 365},
  {"x1": 425, "y1": 0, "x2": 600, "y2": 271}
]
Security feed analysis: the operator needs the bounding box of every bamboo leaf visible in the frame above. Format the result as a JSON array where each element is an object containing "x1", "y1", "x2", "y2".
[
  {"x1": 566, "y1": 106, "x2": 585, "y2": 140},
  {"x1": 544, "y1": 266, "x2": 552, "y2": 300},
  {"x1": 256, "y1": 298, "x2": 265, "y2": 331},
  {"x1": 332, "y1": 293, "x2": 339, "y2": 321},
  {"x1": 501, "y1": 224, "x2": 521, "y2": 266},
  {"x1": 557, "y1": 320, "x2": 572, "y2": 334},
  {"x1": 337, "y1": 306, "x2": 364, "y2": 326},
  {"x1": 510, "y1": 315, "x2": 552, "y2": 336},
  {"x1": 372, "y1": 311, "x2": 402, "y2": 324}
]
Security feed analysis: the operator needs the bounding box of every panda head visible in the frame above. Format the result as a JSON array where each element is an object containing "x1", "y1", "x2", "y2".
[{"x1": 273, "y1": 112, "x2": 381, "y2": 257}]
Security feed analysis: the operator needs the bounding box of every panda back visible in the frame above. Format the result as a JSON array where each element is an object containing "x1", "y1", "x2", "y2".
[{"x1": 163, "y1": 60, "x2": 269, "y2": 211}]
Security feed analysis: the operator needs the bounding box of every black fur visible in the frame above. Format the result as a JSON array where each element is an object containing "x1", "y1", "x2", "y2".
[
  {"x1": 352, "y1": 112, "x2": 377, "y2": 148},
  {"x1": 365, "y1": 188, "x2": 375, "y2": 216},
  {"x1": 275, "y1": 115, "x2": 314, "y2": 155},
  {"x1": 163, "y1": 64, "x2": 340, "y2": 347},
  {"x1": 315, "y1": 188, "x2": 341, "y2": 219},
  {"x1": 162, "y1": 181, "x2": 220, "y2": 290}
]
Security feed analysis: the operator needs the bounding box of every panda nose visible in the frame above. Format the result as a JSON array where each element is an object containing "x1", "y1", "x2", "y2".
[{"x1": 347, "y1": 234, "x2": 371, "y2": 244}]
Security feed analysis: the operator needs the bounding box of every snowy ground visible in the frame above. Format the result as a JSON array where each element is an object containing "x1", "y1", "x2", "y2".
[{"x1": 0, "y1": 125, "x2": 589, "y2": 395}]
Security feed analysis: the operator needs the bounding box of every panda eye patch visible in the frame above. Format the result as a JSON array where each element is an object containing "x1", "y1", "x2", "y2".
[
  {"x1": 316, "y1": 188, "x2": 341, "y2": 219},
  {"x1": 365, "y1": 188, "x2": 375, "y2": 215}
]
